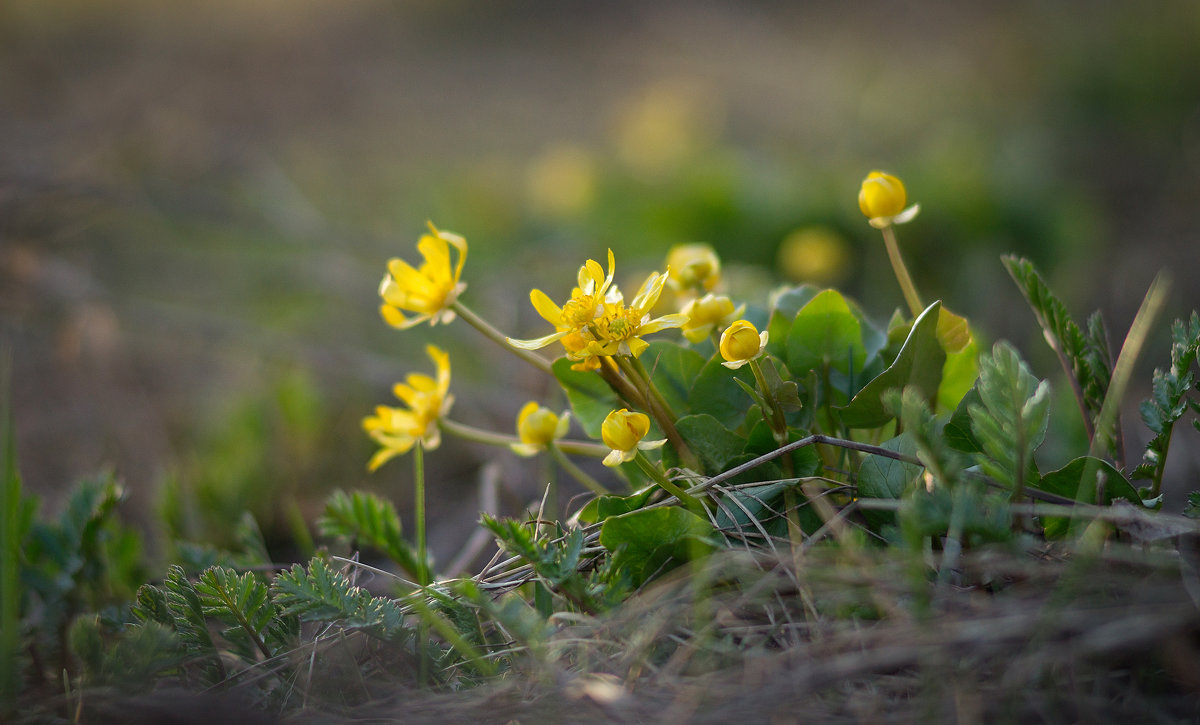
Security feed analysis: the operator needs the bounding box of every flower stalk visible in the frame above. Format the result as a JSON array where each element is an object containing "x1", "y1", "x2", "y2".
[{"x1": 452, "y1": 300, "x2": 552, "y2": 374}]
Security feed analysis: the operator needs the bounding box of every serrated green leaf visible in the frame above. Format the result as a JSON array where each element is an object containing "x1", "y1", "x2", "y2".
[
  {"x1": 840, "y1": 301, "x2": 945, "y2": 428},
  {"x1": 271, "y1": 558, "x2": 404, "y2": 639},
  {"x1": 318, "y1": 489, "x2": 421, "y2": 578},
  {"x1": 599, "y1": 507, "x2": 717, "y2": 587},
  {"x1": 969, "y1": 342, "x2": 1050, "y2": 494}
]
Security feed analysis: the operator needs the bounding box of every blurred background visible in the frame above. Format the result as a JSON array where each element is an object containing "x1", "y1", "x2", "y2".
[{"x1": 3, "y1": 0, "x2": 1199, "y2": 564}]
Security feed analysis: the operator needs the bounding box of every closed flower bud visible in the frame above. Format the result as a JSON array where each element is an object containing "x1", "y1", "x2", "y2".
[
  {"x1": 681, "y1": 293, "x2": 740, "y2": 343},
  {"x1": 666, "y1": 243, "x2": 721, "y2": 291},
  {"x1": 719, "y1": 320, "x2": 768, "y2": 369},
  {"x1": 858, "y1": 171, "x2": 919, "y2": 228},
  {"x1": 600, "y1": 408, "x2": 664, "y2": 467}
]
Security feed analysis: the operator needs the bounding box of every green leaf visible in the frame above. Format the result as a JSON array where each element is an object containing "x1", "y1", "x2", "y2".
[
  {"x1": 1003, "y1": 256, "x2": 1116, "y2": 457},
  {"x1": 271, "y1": 558, "x2": 404, "y2": 639},
  {"x1": 742, "y1": 422, "x2": 822, "y2": 479},
  {"x1": 675, "y1": 414, "x2": 747, "y2": 475},
  {"x1": 766, "y1": 285, "x2": 821, "y2": 359},
  {"x1": 643, "y1": 340, "x2": 706, "y2": 417},
  {"x1": 937, "y1": 336, "x2": 980, "y2": 413},
  {"x1": 970, "y1": 342, "x2": 1051, "y2": 493},
  {"x1": 786, "y1": 289, "x2": 868, "y2": 380},
  {"x1": 1035, "y1": 456, "x2": 1142, "y2": 538},
  {"x1": 575, "y1": 487, "x2": 656, "y2": 525},
  {"x1": 194, "y1": 566, "x2": 276, "y2": 658},
  {"x1": 840, "y1": 301, "x2": 945, "y2": 428},
  {"x1": 599, "y1": 507, "x2": 718, "y2": 587},
  {"x1": 857, "y1": 434, "x2": 923, "y2": 501},
  {"x1": 689, "y1": 353, "x2": 758, "y2": 430},
  {"x1": 944, "y1": 384, "x2": 984, "y2": 454},
  {"x1": 1183, "y1": 491, "x2": 1200, "y2": 519},
  {"x1": 553, "y1": 357, "x2": 620, "y2": 438},
  {"x1": 1131, "y1": 313, "x2": 1200, "y2": 494},
  {"x1": 318, "y1": 489, "x2": 421, "y2": 578},
  {"x1": 161, "y1": 565, "x2": 225, "y2": 683}
]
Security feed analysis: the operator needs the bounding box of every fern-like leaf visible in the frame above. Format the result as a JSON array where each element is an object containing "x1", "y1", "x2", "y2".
[
  {"x1": 271, "y1": 557, "x2": 405, "y2": 640},
  {"x1": 1004, "y1": 256, "x2": 1118, "y2": 461},
  {"x1": 1131, "y1": 313, "x2": 1200, "y2": 498},
  {"x1": 317, "y1": 489, "x2": 422, "y2": 579},
  {"x1": 969, "y1": 341, "x2": 1051, "y2": 500},
  {"x1": 194, "y1": 566, "x2": 276, "y2": 660},
  {"x1": 161, "y1": 564, "x2": 225, "y2": 683}
]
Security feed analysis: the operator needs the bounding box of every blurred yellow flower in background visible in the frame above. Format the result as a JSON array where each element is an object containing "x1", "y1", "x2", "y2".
[
  {"x1": 777, "y1": 227, "x2": 851, "y2": 285},
  {"x1": 665, "y1": 243, "x2": 721, "y2": 293},
  {"x1": 681, "y1": 293, "x2": 741, "y2": 343},
  {"x1": 525, "y1": 143, "x2": 597, "y2": 220},
  {"x1": 379, "y1": 223, "x2": 467, "y2": 329},
  {"x1": 600, "y1": 408, "x2": 666, "y2": 467},
  {"x1": 510, "y1": 402, "x2": 571, "y2": 457},
  {"x1": 362, "y1": 344, "x2": 453, "y2": 471}
]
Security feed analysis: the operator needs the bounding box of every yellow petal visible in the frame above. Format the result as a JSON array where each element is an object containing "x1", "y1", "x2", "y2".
[
  {"x1": 530, "y1": 289, "x2": 565, "y2": 326},
  {"x1": 508, "y1": 330, "x2": 569, "y2": 350}
]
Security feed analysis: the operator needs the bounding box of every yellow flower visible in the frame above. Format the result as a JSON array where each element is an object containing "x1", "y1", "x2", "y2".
[
  {"x1": 379, "y1": 222, "x2": 468, "y2": 329},
  {"x1": 719, "y1": 320, "x2": 768, "y2": 369},
  {"x1": 680, "y1": 293, "x2": 742, "y2": 344},
  {"x1": 858, "y1": 171, "x2": 920, "y2": 229},
  {"x1": 585, "y1": 269, "x2": 688, "y2": 358},
  {"x1": 601, "y1": 408, "x2": 666, "y2": 467},
  {"x1": 665, "y1": 243, "x2": 721, "y2": 292},
  {"x1": 560, "y1": 329, "x2": 602, "y2": 372},
  {"x1": 362, "y1": 345, "x2": 453, "y2": 471},
  {"x1": 510, "y1": 402, "x2": 571, "y2": 457},
  {"x1": 777, "y1": 227, "x2": 851, "y2": 285},
  {"x1": 507, "y1": 249, "x2": 616, "y2": 351}
]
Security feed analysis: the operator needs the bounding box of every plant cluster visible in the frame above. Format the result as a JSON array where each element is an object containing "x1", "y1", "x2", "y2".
[{"x1": 3, "y1": 172, "x2": 1200, "y2": 720}]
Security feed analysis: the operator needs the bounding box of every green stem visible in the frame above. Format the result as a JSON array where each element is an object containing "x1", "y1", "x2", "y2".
[
  {"x1": 749, "y1": 358, "x2": 788, "y2": 448},
  {"x1": 452, "y1": 300, "x2": 553, "y2": 374},
  {"x1": 880, "y1": 226, "x2": 923, "y2": 318},
  {"x1": 414, "y1": 443, "x2": 429, "y2": 586},
  {"x1": 616, "y1": 356, "x2": 698, "y2": 470},
  {"x1": 634, "y1": 452, "x2": 704, "y2": 514},
  {"x1": 439, "y1": 417, "x2": 608, "y2": 457},
  {"x1": 549, "y1": 443, "x2": 612, "y2": 496}
]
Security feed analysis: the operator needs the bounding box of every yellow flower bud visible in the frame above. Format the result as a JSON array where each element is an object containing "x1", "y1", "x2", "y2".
[
  {"x1": 511, "y1": 401, "x2": 570, "y2": 457},
  {"x1": 602, "y1": 408, "x2": 649, "y2": 453},
  {"x1": 719, "y1": 319, "x2": 768, "y2": 369},
  {"x1": 858, "y1": 171, "x2": 920, "y2": 228},
  {"x1": 600, "y1": 408, "x2": 665, "y2": 466},
  {"x1": 518, "y1": 403, "x2": 561, "y2": 446},
  {"x1": 666, "y1": 243, "x2": 721, "y2": 291},
  {"x1": 858, "y1": 171, "x2": 906, "y2": 219},
  {"x1": 681, "y1": 293, "x2": 739, "y2": 343}
]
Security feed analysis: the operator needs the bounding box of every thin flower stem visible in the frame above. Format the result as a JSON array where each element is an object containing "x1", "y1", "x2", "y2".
[
  {"x1": 634, "y1": 452, "x2": 705, "y2": 514},
  {"x1": 452, "y1": 300, "x2": 553, "y2": 374},
  {"x1": 880, "y1": 226, "x2": 923, "y2": 318},
  {"x1": 615, "y1": 355, "x2": 698, "y2": 470},
  {"x1": 629, "y1": 355, "x2": 678, "y2": 421},
  {"x1": 414, "y1": 442, "x2": 429, "y2": 587},
  {"x1": 439, "y1": 417, "x2": 608, "y2": 457},
  {"x1": 549, "y1": 443, "x2": 612, "y2": 496},
  {"x1": 749, "y1": 358, "x2": 788, "y2": 448}
]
